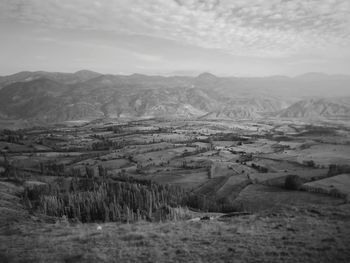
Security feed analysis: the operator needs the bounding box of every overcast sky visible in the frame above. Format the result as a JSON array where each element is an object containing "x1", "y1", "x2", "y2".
[{"x1": 0, "y1": 0, "x2": 350, "y2": 76}]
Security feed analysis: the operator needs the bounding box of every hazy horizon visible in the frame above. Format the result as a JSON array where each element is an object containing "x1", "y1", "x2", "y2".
[
  {"x1": 1, "y1": 0, "x2": 350, "y2": 76},
  {"x1": 2, "y1": 69, "x2": 350, "y2": 79}
]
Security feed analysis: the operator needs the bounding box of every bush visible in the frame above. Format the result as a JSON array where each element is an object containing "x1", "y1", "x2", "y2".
[{"x1": 284, "y1": 175, "x2": 302, "y2": 190}]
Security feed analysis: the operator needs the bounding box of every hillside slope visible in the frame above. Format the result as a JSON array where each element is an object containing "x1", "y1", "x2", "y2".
[
  {"x1": 279, "y1": 97, "x2": 350, "y2": 118},
  {"x1": 0, "y1": 75, "x2": 284, "y2": 123}
]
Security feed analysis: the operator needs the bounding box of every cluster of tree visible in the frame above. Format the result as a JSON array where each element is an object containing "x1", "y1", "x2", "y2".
[
  {"x1": 250, "y1": 163, "x2": 268, "y2": 173},
  {"x1": 271, "y1": 144, "x2": 291, "y2": 151},
  {"x1": 236, "y1": 153, "x2": 253, "y2": 164},
  {"x1": 1, "y1": 129, "x2": 24, "y2": 136},
  {"x1": 180, "y1": 160, "x2": 206, "y2": 170},
  {"x1": 69, "y1": 165, "x2": 108, "y2": 178},
  {"x1": 24, "y1": 176, "x2": 190, "y2": 223},
  {"x1": 185, "y1": 192, "x2": 242, "y2": 213},
  {"x1": 1, "y1": 134, "x2": 24, "y2": 144},
  {"x1": 41, "y1": 162, "x2": 65, "y2": 175},
  {"x1": 91, "y1": 135, "x2": 183, "y2": 150},
  {"x1": 181, "y1": 147, "x2": 208, "y2": 157},
  {"x1": 193, "y1": 137, "x2": 211, "y2": 143},
  {"x1": 207, "y1": 165, "x2": 212, "y2": 179},
  {"x1": 105, "y1": 125, "x2": 172, "y2": 135},
  {"x1": 211, "y1": 133, "x2": 250, "y2": 142},
  {"x1": 37, "y1": 160, "x2": 108, "y2": 178},
  {"x1": 23, "y1": 173, "x2": 243, "y2": 223},
  {"x1": 68, "y1": 152, "x2": 107, "y2": 165},
  {"x1": 273, "y1": 136, "x2": 294, "y2": 142},
  {"x1": 91, "y1": 140, "x2": 126, "y2": 150},
  {"x1": 0, "y1": 165, "x2": 19, "y2": 179},
  {"x1": 328, "y1": 164, "x2": 350, "y2": 176},
  {"x1": 0, "y1": 129, "x2": 25, "y2": 144},
  {"x1": 302, "y1": 184, "x2": 347, "y2": 199},
  {"x1": 303, "y1": 160, "x2": 316, "y2": 168},
  {"x1": 106, "y1": 125, "x2": 124, "y2": 133},
  {"x1": 54, "y1": 145, "x2": 91, "y2": 152},
  {"x1": 284, "y1": 174, "x2": 302, "y2": 190},
  {"x1": 297, "y1": 125, "x2": 337, "y2": 136}
]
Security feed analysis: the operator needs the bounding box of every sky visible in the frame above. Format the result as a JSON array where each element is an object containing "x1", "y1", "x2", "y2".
[{"x1": 0, "y1": 0, "x2": 350, "y2": 77}]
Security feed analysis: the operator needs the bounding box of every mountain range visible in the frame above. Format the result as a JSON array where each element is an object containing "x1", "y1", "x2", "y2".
[{"x1": 0, "y1": 70, "x2": 349, "y2": 126}]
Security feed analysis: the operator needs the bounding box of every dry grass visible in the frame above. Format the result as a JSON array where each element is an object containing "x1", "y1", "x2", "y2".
[
  {"x1": 1, "y1": 205, "x2": 350, "y2": 263},
  {"x1": 2, "y1": 177, "x2": 349, "y2": 262}
]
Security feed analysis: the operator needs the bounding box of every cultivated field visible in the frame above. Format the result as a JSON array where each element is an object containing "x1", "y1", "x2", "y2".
[{"x1": 0, "y1": 118, "x2": 350, "y2": 262}]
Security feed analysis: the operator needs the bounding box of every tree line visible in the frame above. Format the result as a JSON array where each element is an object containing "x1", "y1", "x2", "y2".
[{"x1": 23, "y1": 174, "x2": 241, "y2": 223}]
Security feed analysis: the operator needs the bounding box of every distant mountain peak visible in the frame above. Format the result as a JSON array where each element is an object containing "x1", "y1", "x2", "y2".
[
  {"x1": 295, "y1": 72, "x2": 329, "y2": 80},
  {"x1": 197, "y1": 72, "x2": 217, "y2": 78},
  {"x1": 129, "y1": 73, "x2": 148, "y2": 78},
  {"x1": 197, "y1": 72, "x2": 217, "y2": 79},
  {"x1": 75, "y1": 69, "x2": 100, "y2": 74},
  {"x1": 74, "y1": 69, "x2": 101, "y2": 79}
]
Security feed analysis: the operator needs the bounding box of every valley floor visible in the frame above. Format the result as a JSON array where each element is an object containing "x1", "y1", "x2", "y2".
[{"x1": 1, "y1": 119, "x2": 350, "y2": 262}]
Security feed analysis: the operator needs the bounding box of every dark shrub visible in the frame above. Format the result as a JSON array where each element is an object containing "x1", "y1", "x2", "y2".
[
  {"x1": 303, "y1": 160, "x2": 315, "y2": 168},
  {"x1": 285, "y1": 175, "x2": 302, "y2": 190}
]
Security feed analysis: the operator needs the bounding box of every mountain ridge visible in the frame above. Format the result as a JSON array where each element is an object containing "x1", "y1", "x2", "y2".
[
  {"x1": 0, "y1": 70, "x2": 349, "y2": 126},
  {"x1": 0, "y1": 70, "x2": 101, "y2": 88}
]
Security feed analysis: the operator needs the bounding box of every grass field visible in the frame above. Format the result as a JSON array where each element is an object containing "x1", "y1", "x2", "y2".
[
  {"x1": 141, "y1": 168, "x2": 209, "y2": 190},
  {"x1": 1, "y1": 204, "x2": 350, "y2": 263},
  {"x1": 234, "y1": 184, "x2": 343, "y2": 212}
]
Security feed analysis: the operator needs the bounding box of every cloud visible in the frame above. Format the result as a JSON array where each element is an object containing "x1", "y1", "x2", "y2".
[
  {"x1": 130, "y1": 52, "x2": 163, "y2": 62},
  {"x1": 0, "y1": 0, "x2": 349, "y2": 59}
]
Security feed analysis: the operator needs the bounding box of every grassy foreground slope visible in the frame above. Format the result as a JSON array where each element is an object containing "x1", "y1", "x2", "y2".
[
  {"x1": 1, "y1": 181, "x2": 350, "y2": 263},
  {"x1": 1, "y1": 206, "x2": 350, "y2": 263}
]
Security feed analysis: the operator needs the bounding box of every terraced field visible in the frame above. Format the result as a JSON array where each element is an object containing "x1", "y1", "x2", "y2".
[{"x1": 1, "y1": 119, "x2": 350, "y2": 262}]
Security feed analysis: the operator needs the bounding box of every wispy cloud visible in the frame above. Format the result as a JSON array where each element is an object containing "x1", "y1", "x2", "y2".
[
  {"x1": 0, "y1": 0, "x2": 349, "y2": 75},
  {"x1": 1, "y1": 0, "x2": 349, "y2": 58}
]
